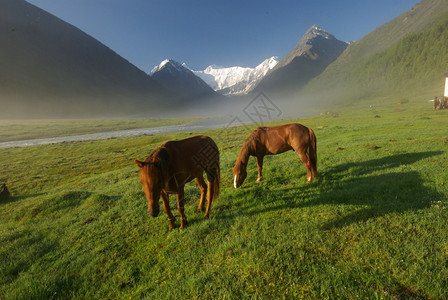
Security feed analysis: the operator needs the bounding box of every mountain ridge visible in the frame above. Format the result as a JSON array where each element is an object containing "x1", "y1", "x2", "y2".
[
  {"x1": 2, "y1": 0, "x2": 446, "y2": 118},
  {"x1": 0, "y1": 0, "x2": 176, "y2": 118},
  {"x1": 189, "y1": 56, "x2": 279, "y2": 95},
  {"x1": 253, "y1": 25, "x2": 349, "y2": 95}
]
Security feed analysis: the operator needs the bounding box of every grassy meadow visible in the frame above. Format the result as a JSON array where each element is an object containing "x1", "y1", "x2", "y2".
[{"x1": 1, "y1": 99, "x2": 448, "y2": 299}]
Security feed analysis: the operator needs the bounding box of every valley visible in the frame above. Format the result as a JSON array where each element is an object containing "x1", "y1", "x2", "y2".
[
  {"x1": 1, "y1": 0, "x2": 448, "y2": 298},
  {"x1": 1, "y1": 1, "x2": 447, "y2": 119}
]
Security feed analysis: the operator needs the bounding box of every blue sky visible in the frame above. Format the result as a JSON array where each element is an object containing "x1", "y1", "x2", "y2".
[{"x1": 26, "y1": 0, "x2": 420, "y2": 72}]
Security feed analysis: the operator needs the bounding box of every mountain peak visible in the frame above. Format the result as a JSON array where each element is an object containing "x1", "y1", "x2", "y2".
[
  {"x1": 253, "y1": 24, "x2": 349, "y2": 94},
  {"x1": 304, "y1": 24, "x2": 334, "y2": 40},
  {"x1": 159, "y1": 58, "x2": 173, "y2": 68},
  {"x1": 150, "y1": 59, "x2": 184, "y2": 75},
  {"x1": 150, "y1": 58, "x2": 219, "y2": 101},
  {"x1": 258, "y1": 56, "x2": 280, "y2": 70},
  {"x1": 271, "y1": 24, "x2": 347, "y2": 71}
]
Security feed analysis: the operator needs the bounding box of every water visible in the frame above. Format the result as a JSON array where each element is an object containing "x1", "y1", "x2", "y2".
[
  {"x1": 0, "y1": 102, "x2": 305, "y2": 149},
  {"x1": 0, "y1": 116, "x2": 241, "y2": 149}
]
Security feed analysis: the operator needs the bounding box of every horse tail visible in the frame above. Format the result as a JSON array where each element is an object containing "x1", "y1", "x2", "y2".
[
  {"x1": 308, "y1": 127, "x2": 317, "y2": 177},
  {"x1": 208, "y1": 137, "x2": 220, "y2": 200}
]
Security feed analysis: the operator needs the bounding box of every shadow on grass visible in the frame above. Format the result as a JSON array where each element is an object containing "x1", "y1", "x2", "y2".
[
  {"x1": 223, "y1": 151, "x2": 444, "y2": 229},
  {"x1": 323, "y1": 151, "x2": 444, "y2": 180},
  {"x1": 0, "y1": 194, "x2": 44, "y2": 206}
]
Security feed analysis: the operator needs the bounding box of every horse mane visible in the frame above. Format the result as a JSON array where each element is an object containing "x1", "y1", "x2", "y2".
[
  {"x1": 148, "y1": 145, "x2": 169, "y2": 163},
  {"x1": 143, "y1": 145, "x2": 169, "y2": 182},
  {"x1": 235, "y1": 128, "x2": 264, "y2": 169}
]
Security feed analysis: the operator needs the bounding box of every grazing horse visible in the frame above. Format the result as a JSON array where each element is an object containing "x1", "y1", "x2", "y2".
[
  {"x1": 440, "y1": 96, "x2": 448, "y2": 110},
  {"x1": 433, "y1": 97, "x2": 440, "y2": 110},
  {"x1": 434, "y1": 96, "x2": 448, "y2": 110},
  {"x1": 135, "y1": 135, "x2": 220, "y2": 229},
  {"x1": 233, "y1": 123, "x2": 317, "y2": 188}
]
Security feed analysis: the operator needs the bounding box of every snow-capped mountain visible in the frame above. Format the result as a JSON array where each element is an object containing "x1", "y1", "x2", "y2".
[
  {"x1": 150, "y1": 59, "x2": 220, "y2": 101},
  {"x1": 254, "y1": 25, "x2": 348, "y2": 94},
  {"x1": 150, "y1": 59, "x2": 183, "y2": 75},
  {"x1": 189, "y1": 56, "x2": 279, "y2": 95},
  {"x1": 149, "y1": 25, "x2": 344, "y2": 98}
]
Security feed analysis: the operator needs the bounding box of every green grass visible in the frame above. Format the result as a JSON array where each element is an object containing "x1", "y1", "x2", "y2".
[
  {"x1": 1, "y1": 100, "x2": 448, "y2": 299},
  {"x1": 0, "y1": 117, "x2": 202, "y2": 143}
]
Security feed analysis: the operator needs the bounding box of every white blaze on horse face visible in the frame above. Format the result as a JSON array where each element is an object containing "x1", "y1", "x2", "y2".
[{"x1": 234, "y1": 175, "x2": 238, "y2": 189}]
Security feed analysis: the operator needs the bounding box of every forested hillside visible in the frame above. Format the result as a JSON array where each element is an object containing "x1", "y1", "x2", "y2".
[{"x1": 302, "y1": 1, "x2": 448, "y2": 108}]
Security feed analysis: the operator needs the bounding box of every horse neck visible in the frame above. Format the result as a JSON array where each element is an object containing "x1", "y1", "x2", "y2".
[{"x1": 236, "y1": 138, "x2": 253, "y2": 169}]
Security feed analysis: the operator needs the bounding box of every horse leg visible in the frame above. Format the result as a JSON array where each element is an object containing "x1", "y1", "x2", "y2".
[
  {"x1": 176, "y1": 188, "x2": 188, "y2": 229},
  {"x1": 295, "y1": 150, "x2": 313, "y2": 182},
  {"x1": 255, "y1": 155, "x2": 264, "y2": 183},
  {"x1": 161, "y1": 191, "x2": 176, "y2": 229},
  {"x1": 195, "y1": 175, "x2": 207, "y2": 214}
]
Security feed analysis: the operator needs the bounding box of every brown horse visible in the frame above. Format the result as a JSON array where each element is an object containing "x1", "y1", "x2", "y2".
[
  {"x1": 433, "y1": 97, "x2": 440, "y2": 110},
  {"x1": 233, "y1": 123, "x2": 316, "y2": 188},
  {"x1": 135, "y1": 135, "x2": 220, "y2": 229},
  {"x1": 434, "y1": 96, "x2": 448, "y2": 110}
]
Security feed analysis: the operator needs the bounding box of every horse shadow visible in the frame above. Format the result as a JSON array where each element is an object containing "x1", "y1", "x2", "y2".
[
  {"x1": 0, "y1": 194, "x2": 44, "y2": 206},
  {"x1": 221, "y1": 151, "x2": 444, "y2": 229},
  {"x1": 321, "y1": 151, "x2": 443, "y2": 180}
]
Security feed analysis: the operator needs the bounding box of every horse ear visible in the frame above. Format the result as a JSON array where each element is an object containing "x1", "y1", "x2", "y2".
[
  {"x1": 149, "y1": 157, "x2": 160, "y2": 164},
  {"x1": 135, "y1": 160, "x2": 145, "y2": 168}
]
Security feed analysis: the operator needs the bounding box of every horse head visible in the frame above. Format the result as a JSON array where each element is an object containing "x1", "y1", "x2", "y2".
[
  {"x1": 135, "y1": 155, "x2": 166, "y2": 217},
  {"x1": 233, "y1": 161, "x2": 247, "y2": 188}
]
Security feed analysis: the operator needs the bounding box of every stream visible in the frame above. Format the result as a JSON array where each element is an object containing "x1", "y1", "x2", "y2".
[{"x1": 0, "y1": 116, "x2": 239, "y2": 149}]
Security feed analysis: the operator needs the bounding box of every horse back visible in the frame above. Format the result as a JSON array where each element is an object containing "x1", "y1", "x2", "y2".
[
  {"x1": 162, "y1": 135, "x2": 219, "y2": 172},
  {"x1": 258, "y1": 123, "x2": 310, "y2": 154},
  {"x1": 150, "y1": 135, "x2": 219, "y2": 192}
]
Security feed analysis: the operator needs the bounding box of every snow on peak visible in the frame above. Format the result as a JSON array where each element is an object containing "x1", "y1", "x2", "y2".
[
  {"x1": 150, "y1": 59, "x2": 186, "y2": 75},
  {"x1": 189, "y1": 56, "x2": 279, "y2": 95},
  {"x1": 305, "y1": 24, "x2": 334, "y2": 40},
  {"x1": 150, "y1": 56, "x2": 280, "y2": 95},
  {"x1": 257, "y1": 56, "x2": 280, "y2": 71},
  {"x1": 159, "y1": 59, "x2": 172, "y2": 68}
]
